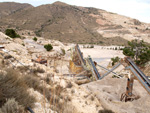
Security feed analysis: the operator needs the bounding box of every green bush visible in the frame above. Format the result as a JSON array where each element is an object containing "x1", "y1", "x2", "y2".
[
  {"x1": 44, "y1": 44, "x2": 53, "y2": 51},
  {"x1": 111, "y1": 56, "x2": 120, "y2": 66},
  {"x1": 123, "y1": 40, "x2": 150, "y2": 65},
  {"x1": 33, "y1": 37, "x2": 37, "y2": 41},
  {"x1": 5, "y1": 29, "x2": 20, "y2": 38}
]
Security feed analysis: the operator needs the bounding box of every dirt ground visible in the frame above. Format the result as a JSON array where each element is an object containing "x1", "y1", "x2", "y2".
[{"x1": 82, "y1": 75, "x2": 150, "y2": 113}]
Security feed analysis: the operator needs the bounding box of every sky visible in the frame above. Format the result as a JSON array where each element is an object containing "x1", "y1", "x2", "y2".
[{"x1": 0, "y1": 0, "x2": 150, "y2": 23}]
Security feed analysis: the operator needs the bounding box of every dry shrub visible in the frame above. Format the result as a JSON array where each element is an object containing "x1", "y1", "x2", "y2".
[
  {"x1": 98, "y1": 109, "x2": 114, "y2": 113},
  {"x1": 90, "y1": 96, "x2": 95, "y2": 101},
  {"x1": 0, "y1": 98, "x2": 25, "y2": 113},
  {"x1": 66, "y1": 82, "x2": 73, "y2": 88},
  {"x1": 45, "y1": 73, "x2": 54, "y2": 85},
  {"x1": 4, "y1": 55, "x2": 12, "y2": 59},
  {"x1": 16, "y1": 68, "x2": 66, "y2": 113},
  {"x1": 23, "y1": 75, "x2": 52, "y2": 101},
  {"x1": 23, "y1": 74, "x2": 65, "y2": 112},
  {"x1": 54, "y1": 85, "x2": 64, "y2": 96},
  {"x1": 0, "y1": 59, "x2": 4, "y2": 67},
  {"x1": 61, "y1": 103, "x2": 78, "y2": 113},
  {"x1": 0, "y1": 68, "x2": 36, "y2": 109},
  {"x1": 0, "y1": 91, "x2": 5, "y2": 108},
  {"x1": 0, "y1": 60, "x2": 9, "y2": 67},
  {"x1": 31, "y1": 67, "x2": 45, "y2": 74},
  {"x1": 17, "y1": 66, "x2": 30, "y2": 73},
  {"x1": 23, "y1": 75, "x2": 41, "y2": 90}
]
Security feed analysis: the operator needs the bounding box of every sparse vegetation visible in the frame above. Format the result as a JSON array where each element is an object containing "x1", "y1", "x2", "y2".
[
  {"x1": 0, "y1": 2, "x2": 150, "y2": 113},
  {"x1": 98, "y1": 109, "x2": 114, "y2": 113},
  {"x1": 123, "y1": 40, "x2": 150, "y2": 65},
  {"x1": 0, "y1": 98, "x2": 25, "y2": 113},
  {"x1": 31, "y1": 67, "x2": 45, "y2": 74},
  {"x1": 111, "y1": 56, "x2": 120, "y2": 66},
  {"x1": 22, "y1": 43, "x2": 25, "y2": 46},
  {"x1": 5, "y1": 29, "x2": 20, "y2": 38},
  {"x1": 0, "y1": 68, "x2": 36, "y2": 110},
  {"x1": 33, "y1": 37, "x2": 37, "y2": 41},
  {"x1": 35, "y1": 30, "x2": 41, "y2": 37},
  {"x1": 90, "y1": 45, "x2": 94, "y2": 48},
  {"x1": 44, "y1": 44, "x2": 53, "y2": 51},
  {"x1": 61, "y1": 48, "x2": 65, "y2": 55}
]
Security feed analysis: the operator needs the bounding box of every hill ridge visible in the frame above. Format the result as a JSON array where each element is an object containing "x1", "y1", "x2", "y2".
[{"x1": 0, "y1": 1, "x2": 149, "y2": 45}]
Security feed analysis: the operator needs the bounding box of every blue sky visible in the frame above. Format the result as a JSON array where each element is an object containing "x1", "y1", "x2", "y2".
[{"x1": 0, "y1": 0, "x2": 150, "y2": 23}]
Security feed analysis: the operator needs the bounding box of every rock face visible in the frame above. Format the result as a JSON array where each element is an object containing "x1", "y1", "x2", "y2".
[
  {"x1": 0, "y1": 32, "x2": 104, "y2": 113},
  {"x1": 0, "y1": 32, "x2": 11, "y2": 44},
  {"x1": 0, "y1": 2, "x2": 150, "y2": 45}
]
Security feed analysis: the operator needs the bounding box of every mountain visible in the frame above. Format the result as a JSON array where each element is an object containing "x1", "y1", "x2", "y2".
[
  {"x1": 0, "y1": 2, "x2": 33, "y2": 18},
  {"x1": 0, "y1": 1, "x2": 150, "y2": 45}
]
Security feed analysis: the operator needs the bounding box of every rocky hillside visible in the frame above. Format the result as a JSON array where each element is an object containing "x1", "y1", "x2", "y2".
[
  {"x1": 0, "y1": 31, "x2": 150, "y2": 113},
  {"x1": 0, "y1": 2, "x2": 33, "y2": 18},
  {"x1": 0, "y1": 1, "x2": 150, "y2": 45}
]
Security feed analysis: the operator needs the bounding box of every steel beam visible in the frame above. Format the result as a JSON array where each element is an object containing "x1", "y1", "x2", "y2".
[
  {"x1": 126, "y1": 57, "x2": 150, "y2": 86},
  {"x1": 75, "y1": 44, "x2": 86, "y2": 65},
  {"x1": 126, "y1": 66, "x2": 150, "y2": 93},
  {"x1": 101, "y1": 63, "x2": 121, "y2": 79},
  {"x1": 87, "y1": 56, "x2": 101, "y2": 80}
]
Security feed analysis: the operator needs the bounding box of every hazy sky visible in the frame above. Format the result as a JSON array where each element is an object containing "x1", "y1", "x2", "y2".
[{"x1": 0, "y1": 0, "x2": 150, "y2": 23}]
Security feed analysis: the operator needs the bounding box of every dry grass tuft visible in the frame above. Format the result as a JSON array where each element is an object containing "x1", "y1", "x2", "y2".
[
  {"x1": 0, "y1": 68, "x2": 36, "y2": 109},
  {"x1": 66, "y1": 82, "x2": 73, "y2": 88},
  {"x1": 17, "y1": 66, "x2": 29, "y2": 73},
  {"x1": 31, "y1": 67, "x2": 45, "y2": 74},
  {"x1": 0, "y1": 98, "x2": 25, "y2": 113},
  {"x1": 23, "y1": 74, "x2": 66, "y2": 112}
]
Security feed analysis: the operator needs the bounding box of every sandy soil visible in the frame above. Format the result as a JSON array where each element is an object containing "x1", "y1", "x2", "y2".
[{"x1": 82, "y1": 75, "x2": 150, "y2": 113}]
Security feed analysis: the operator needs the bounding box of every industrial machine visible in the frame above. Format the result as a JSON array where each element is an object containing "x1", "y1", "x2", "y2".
[
  {"x1": 71, "y1": 44, "x2": 150, "y2": 102},
  {"x1": 120, "y1": 57, "x2": 150, "y2": 101}
]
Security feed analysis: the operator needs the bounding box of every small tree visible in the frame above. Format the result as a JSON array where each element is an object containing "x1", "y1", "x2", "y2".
[
  {"x1": 123, "y1": 40, "x2": 150, "y2": 65},
  {"x1": 5, "y1": 29, "x2": 20, "y2": 38},
  {"x1": 33, "y1": 37, "x2": 37, "y2": 41},
  {"x1": 44, "y1": 44, "x2": 53, "y2": 51}
]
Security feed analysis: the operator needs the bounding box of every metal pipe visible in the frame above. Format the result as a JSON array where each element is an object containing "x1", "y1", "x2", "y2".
[{"x1": 27, "y1": 107, "x2": 35, "y2": 113}]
